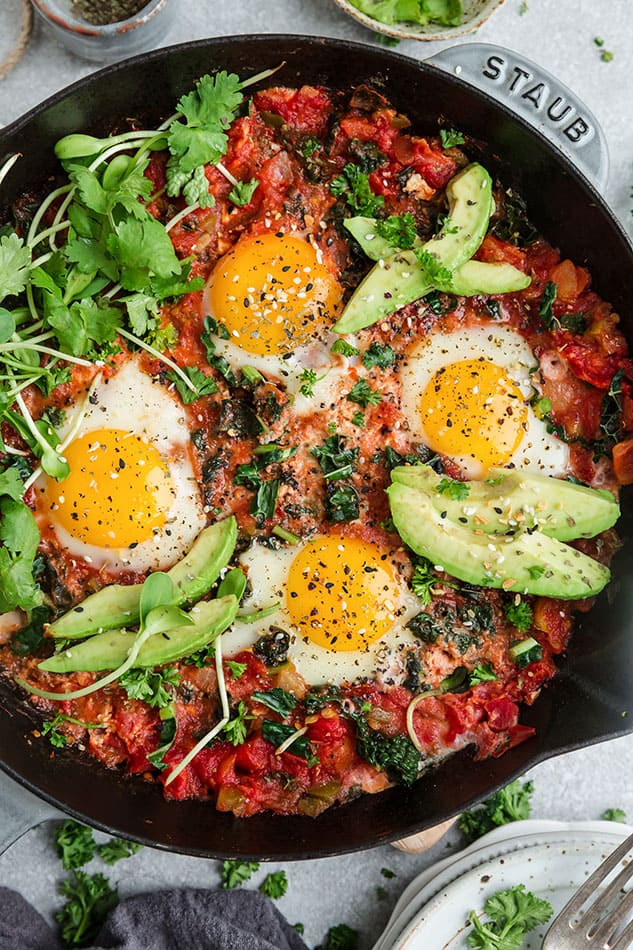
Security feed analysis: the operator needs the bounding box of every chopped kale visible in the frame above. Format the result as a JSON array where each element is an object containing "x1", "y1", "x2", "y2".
[
  {"x1": 312, "y1": 434, "x2": 359, "y2": 480},
  {"x1": 253, "y1": 627, "x2": 290, "y2": 666},
  {"x1": 325, "y1": 483, "x2": 360, "y2": 523},
  {"x1": 354, "y1": 716, "x2": 422, "y2": 786},
  {"x1": 11, "y1": 605, "x2": 51, "y2": 655},
  {"x1": 491, "y1": 189, "x2": 539, "y2": 246}
]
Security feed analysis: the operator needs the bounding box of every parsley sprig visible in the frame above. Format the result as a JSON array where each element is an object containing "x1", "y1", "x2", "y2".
[{"x1": 468, "y1": 884, "x2": 553, "y2": 949}]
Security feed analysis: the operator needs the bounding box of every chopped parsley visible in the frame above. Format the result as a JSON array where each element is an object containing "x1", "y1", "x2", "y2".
[
  {"x1": 97, "y1": 838, "x2": 142, "y2": 865},
  {"x1": 223, "y1": 701, "x2": 254, "y2": 746},
  {"x1": 351, "y1": 410, "x2": 365, "y2": 428},
  {"x1": 602, "y1": 807, "x2": 627, "y2": 822},
  {"x1": 346, "y1": 378, "x2": 382, "y2": 408},
  {"x1": 436, "y1": 477, "x2": 470, "y2": 500},
  {"x1": 298, "y1": 367, "x2": 319, "y2": 397},
  {"x1": 331, "y1": 339, "x2": 360, "y2": 358},
  {"x1": 166, "y1": 366, "x2": 218, "y2": 404},
  {"x1": 469, "y1": 663, "x2": 498, "y2": 685},
  {"x1": 315, "y1": 923, "x2": 360, "y2": 950},
  {"x1": 410, "y1": 558, "x2": 437, "y2": 607},
  {"x1": 362, "y1": 341, "x2": 396, "y2": 370},
  {"x1": 228, "y1": 177, "x2": 258, "y2": 207},
  {"x1": 226, "y1": 660, "x2": 247, "y2": 679},
  {"x1": 118, "y1": 666, "x2": 180, "y2": 709},
  {"x1": 56, "y1": 871, "x2": 118, "y2": 948},
  {"x1": 330, "y1": 163, "x2": 384, "y2": 216},
  {"x1": 459, "y1": 779, "x2": 535, "y2": 844},
  {"x1": 221, "y1": 859, "x2": 260, "y2": 889},
  {"x1": 415, "y1": 248, "x2": 453, "y2": 286},
  {"x1": 468, "y1": 884, "x2": 553, "y2": 949},
  {"x1": 259, "y1": 870, "x2": 288, "y2": 899},
  {"x1": 375, "y1": 212, "x2": 417, "y2": 250},
  {"x1": 440, "y1": 128, "x2": 465, "y2": 149},
  {"x1": 504, "y1": 599, "x2": 533, "y2": 634},
  {"x1": 56, "y1": 821, "x2": 96, "y2": 871}
]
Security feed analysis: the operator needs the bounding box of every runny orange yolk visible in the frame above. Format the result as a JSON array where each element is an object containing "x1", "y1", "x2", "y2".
[
  {"x1": 207, "y1": 233, "x2": 341, "y2": 357},
  {"x1": 285, "y1": 535, "x2": 401, "y2": 652},
  {"x1": 46, "y1": 428, "x2": 173, "y2": 548},
  {"x1": 419, "y1": 358, "x2": 528, "y2": 471}
]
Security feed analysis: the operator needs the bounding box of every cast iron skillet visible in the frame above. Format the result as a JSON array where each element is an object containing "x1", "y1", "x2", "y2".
[{"x1": 0, "y1": 35, "x2": 632, "y2": 860}]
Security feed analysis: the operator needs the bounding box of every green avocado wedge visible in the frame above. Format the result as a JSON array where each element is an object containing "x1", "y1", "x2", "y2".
[
  {"x1": 47, "y1": 517, "x2": 238, "y2": 640},
  {"x1": 387, "y1": 482, "x2": 611, "y2": 599},
  {"x1": 39, "y1": 595, "x2": 238, "y2": 673},
  {"x1": 334, "y1": 163, "x2": 494, "y2": 334},
  {"x1": 391, "y1": 465, "x2": 620, "y2": 542}
]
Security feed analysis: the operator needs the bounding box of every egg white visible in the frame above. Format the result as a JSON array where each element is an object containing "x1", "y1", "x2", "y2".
[
  {"x1": 222, "y1": 539, "x2": 421, "y2": 686},
  {"x1": 34, "y1": 359, "x2": 206, "y2": 573},
  {"x1": 399, "y1": 324, "x2": 570, "y2": 479}
]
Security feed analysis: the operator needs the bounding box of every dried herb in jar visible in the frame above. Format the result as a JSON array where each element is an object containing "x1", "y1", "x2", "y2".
[{"x1": 72, "y1": 0, "x2": 148, "y2": 26}]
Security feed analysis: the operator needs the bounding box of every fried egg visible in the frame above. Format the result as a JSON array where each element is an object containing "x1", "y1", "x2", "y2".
[
  {"x1": 222, "y1": 532, "x2": 420, "y2": 685},
  {"x1": 399, "y1": 325, "x2": 570, "y2": 479},
  {"x1": 204, "y1": 231, "x2": 349, "y2": 415},
  {"x1": 34, "y1": 359, "x2": 206, "y2": 573}
]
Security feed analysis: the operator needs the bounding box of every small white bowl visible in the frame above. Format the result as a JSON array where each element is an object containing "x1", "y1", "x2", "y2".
[
  {"x1": 31, "y1": 0, "x2": 177, "y2": 62},
  {"x1": 333, "y1": 0, "x2": 507, "y2": 41}
]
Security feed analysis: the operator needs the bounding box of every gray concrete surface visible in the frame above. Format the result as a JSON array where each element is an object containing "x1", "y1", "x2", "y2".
[{"x1": 0, "y1": 0, "x2": 632, "y2": 946}]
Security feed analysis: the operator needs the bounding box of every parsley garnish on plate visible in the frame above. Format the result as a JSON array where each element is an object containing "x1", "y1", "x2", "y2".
[
  {"x1": 436, "y1": 477, "x2": 470, "y2": 500},
  {"x1": 97, "y1": 839, "x2": 142, "y2": 865},
  {"x1": 468, "y1": 884, "x2": 553, "y2": 949},
  {"x1": 459, "y1": 780, "x2": 535, "y2": 844},
  {"x1": 119, "y1": 666, "x2": 180, "y2": 708},
  {"x1": 504, "y1": 599, "x2": 533, "y2": 634},
  {"x1": 347, "y1": 378, "x2": 382, "y2": 408},
  {"x1": 56, "y1": 821, "x2": 96, "y2": 871},
  {"x1": 375, "y1": 213, "x2": 417, "y2": 250},
  {"x1": 440, "y1": 128, "x2": 466, "y2": 149},
  {"x1": 330, "y1": 163, "x2": 384, "y2": 216}
]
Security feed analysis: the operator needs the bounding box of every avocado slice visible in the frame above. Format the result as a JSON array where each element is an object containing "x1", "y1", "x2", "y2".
[
  {"x1": 391, "y1": 465, "x2": 619, "y2": 541},
  {"x1": 387, "y1": 482, "x2": 610, "y2": 599},
  {"x1": 344, "y1": 216, "x2": 529, "y2": 297},
  {"x1": 334, "y1": 163, "x2": 493, "y2": 334},
  {"x1": 48, "y1": 517, "x2": 238, "y2": 640},
  {"x1": 39, "y1": 595, "x2": 238, "y2": 673}
]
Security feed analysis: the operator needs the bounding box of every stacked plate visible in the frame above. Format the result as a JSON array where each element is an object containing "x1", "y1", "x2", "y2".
[{"x1": 374, "y1": 820, "x2": 633, "y2": 949}]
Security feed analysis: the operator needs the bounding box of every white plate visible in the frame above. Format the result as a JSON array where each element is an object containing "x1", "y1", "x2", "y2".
[{"x1": 374, "y1": 820, "x2": 633, "y2": 950}]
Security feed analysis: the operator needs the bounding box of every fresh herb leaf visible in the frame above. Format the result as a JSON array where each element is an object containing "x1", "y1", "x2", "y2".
[
  {"x1": 381, "y1": 867, "x2": 396, "y2": 879},
  {"x1": 298, "y1": 367, "x2": 318, "y2": 397},
  {"x1": 362, "y1": 342, "x2": 396, "y2": 370},
  {"x1": 469, "y1": 663, "x2": 498, "y2": 685},
  {"x1": 11, "y1": 604, "x2": 50, "y2": 655},
  {"x1": 118, "y1": 666, "x2": 180, "y2": 709},
  {"x1": 504, "y1": 600, "x2": 533, "y2": 634},
  {"x1": 252, "y1": 687, "x2": 297, "y2": 717},
  {"x1": 351, "y1": 410, "x2": 365, "y2": 427},
  {"x1": 423, "y1": 289, "x2": 458, "y2": 315},
  {"x1": 468, "y1": 884, "x2": 553, "y2": 949},
  {"x1": 226, "y1": 660, "x2": 247, "y2": 679},
  {"x1": 415, "y1": 248, "x2": 453, "y2": 286},
  {"x1": 166, "y1": 71, "x2": 243, "y2": 198},
  {"x1": 315, "y1": 923, "x2": 360, "y2": 950},
  {"x1": 459, "y1": 780, "x2": 535, "y2": 844},
  {"x1": 56, "y1": 871, "x2": 118, "y2": 948},
  {"x1": 410, "y1": 558, "x2": 437, "y2": 607},
  {"x1": 228, "y1": 178, "x2": 259, "y2": 207},
  {"x1": 375, "y1": 212, "x2": 417, "y2": 250},
  {"x1": 223, "y1": 700, "x2": 254, "y2": 746},
  {"x1": 97, "y1": 838, "x2": 142, "y2": 865},
  {"x1": 0, "y1": 491, "x2": 42, "y2": 613},
  {"x1": 537, "y1": 280, "x2": 557, "y2": 328},
  {"x1": 301, "y1": 137, "x2": 321, "y2": 159},
  {"x1": 347, "y1": 378, "x2": 382, "y2": 408},
  {"x1": 331, "y1": 339, "x2": 359, "y2": 358},
  {"x1": 221, "y1": 859, "x2": 260, "y2": 889},
  {"x1": 330, "y1": 163, "x2": 384, "y2": 216},
  {"x1": 166, "y1": 365, "x2": 218, "y2": 404},
  {"x1": 147, "y1": 706, "x2": 178, "y2": 770},
  {"x1": 436, "y1": 477, "x2": 470, "y2": 500},
  {"x1": 440, "y1": 128, "x2": 465, "y2": 149},
  {"x1": 601, "y1": 808, "x2": 627, "y2": 823},
  {"x1": 42, "y1": 717, "x2": 68, "y2": 748},
  {"x1": 0, "y1": 232, "x2": 31, "y2": 302},
  {"x1": 55, "y1": 821, "x2": 96, "y2": 871},
  {"x1": 259, "y1": 870, "x2": 288, "y2": 899},
  {"x1": 527, "y1": 565, "x2": 545, "y2": 580}
]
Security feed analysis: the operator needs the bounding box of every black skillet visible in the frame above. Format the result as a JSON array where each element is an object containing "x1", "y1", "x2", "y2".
[{"x1": 0, "y1": 35, "x2": 631, "y2": 860}]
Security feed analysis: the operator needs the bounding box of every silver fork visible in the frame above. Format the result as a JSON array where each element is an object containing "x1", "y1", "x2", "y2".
[{"x1": 543, "y1": 832, "x2": 633, "y2": 949}]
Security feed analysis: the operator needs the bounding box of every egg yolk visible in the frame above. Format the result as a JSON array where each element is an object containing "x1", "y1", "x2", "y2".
[
  {"x1": 286, "y1": 535, "x2": 401, "y2": 652},
  {"x1": 419, "y1": 358, "x2": 528, "y2": 471},
  {"x1": 207, "y1": 233, "x2": 341, "y2": 356},
  {"x1": 46, "y1": 428, "x2": 174, "y2": 548}
]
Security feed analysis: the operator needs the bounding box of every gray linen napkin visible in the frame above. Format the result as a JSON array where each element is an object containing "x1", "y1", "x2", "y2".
[{"x1": 0, "y1": 886, "x2": 309, "y2": 949}]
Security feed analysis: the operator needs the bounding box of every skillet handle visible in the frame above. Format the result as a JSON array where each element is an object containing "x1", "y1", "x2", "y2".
[
  {"x1": 0, "y1": 767, "x2": 63, "y2": 856},
  {"x1": 426, "y1": 43, "x2": 609, "y2": 192}
]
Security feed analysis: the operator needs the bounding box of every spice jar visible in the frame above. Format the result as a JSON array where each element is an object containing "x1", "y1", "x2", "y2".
[{"x1": 31, "y1": 0, "x2": 177, "y2": 62}]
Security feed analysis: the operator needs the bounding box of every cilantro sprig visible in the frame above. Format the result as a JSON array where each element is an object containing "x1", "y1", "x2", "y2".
[{"x1": 468, "y1": 884, "x2": 553, "y2": 949}]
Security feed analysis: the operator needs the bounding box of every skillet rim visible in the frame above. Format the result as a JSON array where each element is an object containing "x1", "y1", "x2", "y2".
[{"x1": 0, "y1": 33, "x2": 632, "y2": 860}]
